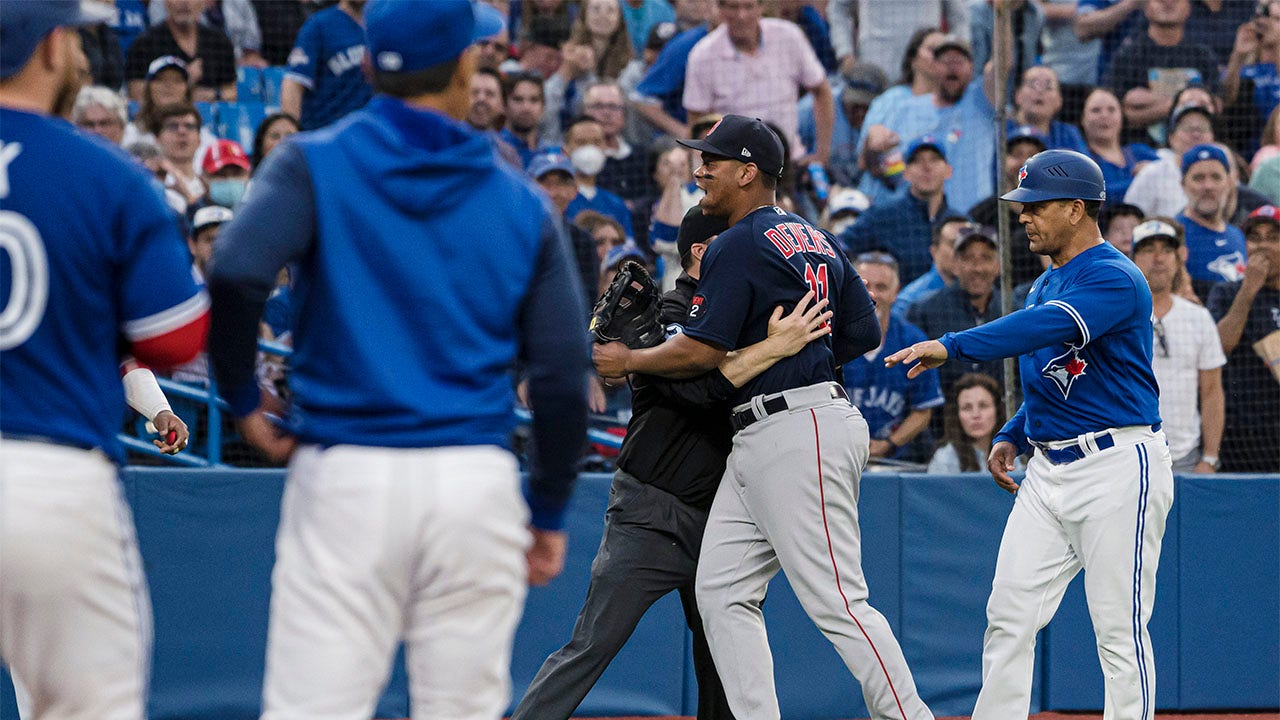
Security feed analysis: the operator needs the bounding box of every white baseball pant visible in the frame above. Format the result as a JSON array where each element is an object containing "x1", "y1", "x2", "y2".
[
  {"x1": 0, "y1": 439, "x2": 152, "y2": 720},
  {"x1": 696, "y1": 383, "x2": 933, "y2": 720},
  {"x1": 972, "y1": 426, "x2": 1173, "y2": 720},
  {"x1": 259, "y1": 444, "x2": 531, "y2": 720}
]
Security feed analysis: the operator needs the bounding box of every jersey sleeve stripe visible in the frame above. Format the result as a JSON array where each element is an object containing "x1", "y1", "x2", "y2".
[
  {"x1": 283, "y1": 71, "x2": 315, "y2": 89},
  {"x1": 1045, "y1": 300, "x2": 1091, "y2": 346},
  {"x1": 123, "y1": 292, "x2": 211, "y2": 342},
  {"x1": 914, "y1": 397, "x2": 946, "y2": 411}
]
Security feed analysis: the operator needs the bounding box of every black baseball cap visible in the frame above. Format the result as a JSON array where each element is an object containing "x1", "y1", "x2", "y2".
[
  {"x1": 677, "y1": 205, "x2": 731, "y2": 260},
  {"x1": 677, "y1": 114, "x2": 785, "y2": 178}
]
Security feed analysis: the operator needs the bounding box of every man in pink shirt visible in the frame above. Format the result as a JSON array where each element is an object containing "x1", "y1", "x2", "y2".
[{"x1": 683, "y1": 0, "x2": 833, "y2": 165}]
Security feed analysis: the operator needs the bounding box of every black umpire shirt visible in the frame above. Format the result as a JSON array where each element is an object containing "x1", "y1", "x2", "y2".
[{"x1": 615, "y1": 273, "x2": 735, "y2": 511}]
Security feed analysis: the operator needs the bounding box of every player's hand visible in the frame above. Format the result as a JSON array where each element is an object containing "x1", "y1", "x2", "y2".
[
  {"x1": 527, "y1": 528, "x2": 568, "y2": 586},
  {"x1": 987, "y1": 441, "x2": 1020, "y2": 494},
  {"x1": 883, "y1": 340, "x2": 949, "y2": 379},
  {"x1": 239, "y1": 409, "x2": 297, "y2": 463},
  {"x1": 592, "y1": 341, "x2": 631, "y2": 379},
  {"x1": 765, "y1": 290, "x2": 832, "y2": 358},
  {"x1": 588, "y1": 374, "x2": 608, "y2": 414},
  {"x1": 151, "y1": 410, "x2": 189, "y2": 454}
]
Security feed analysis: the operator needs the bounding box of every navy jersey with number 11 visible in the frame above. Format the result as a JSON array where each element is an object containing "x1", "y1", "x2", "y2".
[{"x1": 683, "y1": 206, "x2": 877, "y2": 405}]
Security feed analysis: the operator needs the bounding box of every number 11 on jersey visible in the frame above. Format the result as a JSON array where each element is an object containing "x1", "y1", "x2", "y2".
[{"x1": 804, "y1": 262, "x2": 830, "y2": 330}]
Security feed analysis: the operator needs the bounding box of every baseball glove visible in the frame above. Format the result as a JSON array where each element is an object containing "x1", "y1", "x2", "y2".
[{"x1": 590, "y1": 260, "x2": 664, "y2": 348}]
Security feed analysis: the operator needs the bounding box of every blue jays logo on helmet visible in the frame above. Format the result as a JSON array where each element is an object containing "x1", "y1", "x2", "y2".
[
  {"x1": 1001, "y1": 149, "x2": 1106, "y2": 204},
  {"x1": 1042, "y1": 346, "x2": 1088, "y2": 398}
]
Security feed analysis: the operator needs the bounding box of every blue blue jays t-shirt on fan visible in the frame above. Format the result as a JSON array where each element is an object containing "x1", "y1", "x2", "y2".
[
  {"x1": 843, "y1": 316, "x2": 944, "y2": 443},
  {"x1": 683, "y1": 206, "x2": 877, "y2": 406},
  {"x1": 285, "y1": 6, "x2": 373, "y2": 130},
  {"x1": 1176, "y1": 213, "x2": 1247, "y2": 284},
  {"x1": 939, "y1": 242, "x2": 1160, "y2": 448},
  {"x1": 1241, "y1": 63, "x2": 1280, "y2": 122}
]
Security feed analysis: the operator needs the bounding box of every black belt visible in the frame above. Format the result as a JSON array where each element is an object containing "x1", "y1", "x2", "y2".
[
  {"x1": 730, "y1": 384, "x2": 848, "y2": 433},
  {"x1": 1030, "y1": 422, "x2": 1161, "y2": 465}
]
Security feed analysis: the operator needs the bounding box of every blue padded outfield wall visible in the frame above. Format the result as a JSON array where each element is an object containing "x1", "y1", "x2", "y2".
[{"x1": 2, "y1": 470, "x2": 1277, "y2": 718}]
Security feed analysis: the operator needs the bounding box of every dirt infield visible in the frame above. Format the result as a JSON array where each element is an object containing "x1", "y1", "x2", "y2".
[{"x1": 567, "y1": 714, "x2": 1280, "y2": 719}]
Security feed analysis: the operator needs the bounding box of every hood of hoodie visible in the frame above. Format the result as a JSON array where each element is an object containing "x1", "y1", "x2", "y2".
[{"x1": 337, "y1": 95, "x2": 500, "y2": 215}]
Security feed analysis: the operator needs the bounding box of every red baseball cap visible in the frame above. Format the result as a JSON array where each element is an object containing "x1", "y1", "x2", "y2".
[
  {"x1": 202, "y1": 140, "x2": 251, "y2": 175},
  {"x1": 1244, "y1": 204, "x2": 1280, "y2": 234}
]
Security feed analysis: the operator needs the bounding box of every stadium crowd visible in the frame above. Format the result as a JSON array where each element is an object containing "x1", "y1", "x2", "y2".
[{"x1": 73, "y1": 0, "x2": 1277, "y2": 473}]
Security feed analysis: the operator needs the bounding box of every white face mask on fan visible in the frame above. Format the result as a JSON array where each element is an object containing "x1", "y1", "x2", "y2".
[{"x1": 570, "y1": 145, "x2": 607, "y2": 177}]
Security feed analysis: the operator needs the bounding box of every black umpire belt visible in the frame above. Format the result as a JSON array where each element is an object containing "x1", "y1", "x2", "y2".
[
  {"x1": 1029, "y1": 422, "x2": 1162, "y2": 465},
  {"x1": 730, "y1": 382, "x2": 848, "y2": 433}
]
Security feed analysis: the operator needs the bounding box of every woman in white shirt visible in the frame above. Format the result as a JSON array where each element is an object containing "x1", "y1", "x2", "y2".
[{"x1": 928, "y1": 372, "x2": 1024, "y2": 474}]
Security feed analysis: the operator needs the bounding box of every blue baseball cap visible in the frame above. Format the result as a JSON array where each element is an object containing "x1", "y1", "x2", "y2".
[
  {"x1": 365, "y1": 0, "x2": 505, "y2": 74},
  {"x1": 1, "y1": 0, "x2": 115, "y2": 79},
  {"x1": 1181, "y1": 143, "x2": 1230, "y2": 175},
  {"x1": 528, "y1": 152, "x2": 574, "y2": 180},
  {"x1": 1001, "y1": 149, "x2": 1106, "y2": 203},
  {"x1": 1007, "y1": 124, "x2": 1048, "y2": 152},
  {"x1": 905, "y1": 135, "x2": 946, "y2": 163},
  {"x1": 604, "y1": 241, "x2": 647, "y2": 269}
]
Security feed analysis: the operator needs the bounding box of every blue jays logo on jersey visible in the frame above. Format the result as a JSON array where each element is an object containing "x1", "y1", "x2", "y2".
[{"x1": 1042, "y1": 345, "x2": 1088, "y2": 398}]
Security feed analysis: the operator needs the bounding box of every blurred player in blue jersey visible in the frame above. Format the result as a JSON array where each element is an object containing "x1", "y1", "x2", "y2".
[
  {"x1": 594, "y1": 114, "x2": 934, "y2": 720},
  {"x1": 887, "y1": 149, "x2": 1174, "y2": 719},
  {"x1": 207, "y1": 1, "x2": 589, "y2": 717},
  {"x1": 281, "y1": 0, "x2": 373, "y2": 130},
  {"x1": 0, "y1": 2, "x2": 209, "y2": 717}
]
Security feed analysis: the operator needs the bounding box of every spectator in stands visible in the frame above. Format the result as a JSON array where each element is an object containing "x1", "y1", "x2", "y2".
[
  {"x1": 619, "y1": 21, "x2": 676, "y2": 108},
  {"x1": 1082, "y1": 87, "x2": 1161, "y2": 201},
  {"x1": 894, "y1": 215, "x2": 968, "y2": 316},
  {"x1": 72, "y1": 85, "x2": 128, "y2": 146},
  {"x1": 467, "y1": 67, "x2": 507, "y2": 132},
  {"x1": 813, "y1": 61, "x2": 887, "y2": 188},
  {"x1": 907, "y1": 223, "x2": 1006, "y2": 395},
  {"x1": 1131, "y1": 218, "x2": 1226, "y2": 474},
  {"x1": 616, "y1": 0, "x2": 675, "y2": 56},
  {"x1": 151, "y1": 102, "x2": 207, "y2": 209},
  {"x1": 1208, "y1": 204, "x2": 1280, "y2": 472},
  {"x1": 1222, "y1": 5, "x2": 1280, "y2": 150},
  {"x1": 518, "y1": 0, "x2": 577, "y2": 77},
  {"x1": 820, "y1": 186, "x2": 871, "y2": 237},
  {"x1": 1008, "y1": 66, "x2": 1086, "y2": 153},
  {"x1": 587, "y1": 82, "x2": 651, "y2": 205},
  {"x1": 598, "y1": 241, "x2": 651, "y2": 297},
  {"x1": 774, "y1": 0, "x2": 838, "y2": 73},
  {"x1": 502, "y1": 72, "x2": 554, "y2": 167},
  {"x1": 1100, "y1": 201, "x2": 1145, "y2": 254},
  {"x1": 473, "y1": 28, "x2": 513, "y2": 71},
  {"x1": 1041, "y1": 0, "x2": 1101, "y2": 110},
  {"x1": 1176, "y1": 143, "x2": 1249, "y2": 300},
  {"x1": 1185, "y1": 0, "x2": 1257, "y2": 68},
  {"x1": 628, "y1": 1, "x2": 714, "y2": 138},
  {"x1": 1074, "y1": 0, "x2": 1145, "y2": 85},
  {"x1": 843, "y1": 253, "x2": 944, "y2": 462},
  {"x1": 188, "y1": 204, "x2": 233, "y2": 279},
  {"x1": 855, "y1": 27, "x2": 944, "y2": 204},
  {"x1": 79, "y1": 21, "x2": 123, "y2": 89},
  {"x1": 646, "y1": 142, "x2": 700, "y2": 290},
  {"x1": 1103, "y1": 0, "x2": 1220, "y2": 129},
  {"x1": 576, "y1": 210, "x2": 629, "y2": 265},
  {"x1": 927, "y1": 373, "x2": 1017, "y2": 473},
  {"x1": 1125, "y1": 102, "x2": 1217, "y2": 216},
  {"x1": 544, "y1": 39, "x2": 598, "y2": 144},
  {"x1": 563, "y1": 115, "x2": 636, "y2": 238},
  {"x1": 281, "y1": 0, "x2": 373, "y2": 131},
  {"x1": 531, "y1": 153, "x2": 603, "y2": 302},
  {"x1": 125, "y1": 0, "x2": 237, "y2": 102},
  {"x1": 683, "y1": 0, "x2": 834, "y2": 167},
  {"x1": 970, "y1": 125, "x2": 1050, "y2": 286},
  {"x1": 840, "y1": 136, "x2": 960, "y2": 285},
  {"x1": 971, "y1": 0, "x2": 1044, "y2": 99},
  {"x1": 827, "y1": 0, "x2": 969, "y2": 84},
  {"x1": 202, "y1": 139, "x2": 251, "y2": 209},
  {"x1": 124, "y1": 56, "x2": 214, "y2": 162},
  {"x1": 251, "y1": 113, "x2": 299, "y2": 172},
  {"x1": 253, "y1": 0, "x2": 309, "y2": 66}
]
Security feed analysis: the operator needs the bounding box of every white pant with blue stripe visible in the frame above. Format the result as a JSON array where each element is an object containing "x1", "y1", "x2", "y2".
[{"x1": 972, "y1": 427, "x2": 1173, "y2": 720}]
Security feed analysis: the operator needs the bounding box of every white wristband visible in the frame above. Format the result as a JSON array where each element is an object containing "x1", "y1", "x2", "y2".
[{"x1": 122, "y1": 367, "x2": 172, "y2": 422}]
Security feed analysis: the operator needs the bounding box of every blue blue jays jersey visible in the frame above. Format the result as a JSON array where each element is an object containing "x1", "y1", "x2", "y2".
[
  {"x1": 843, "y1": 315, "x2": 943, "y2": 440},
  {"x1": 684, "y1": 206, "x2": 877, "y2": 405},
  {"x1": 940, "y1": 242, "x2": 1160, "y2": 448},
  {"x1": 1177, "y1": 213, "x2": 1247, "y2": 284},
  {"x1": 0, "y1": 109, "x2": 205, "y2": 460},
  {"x1": 285, "y1": 6, "x2": 373, "y2": 130}
]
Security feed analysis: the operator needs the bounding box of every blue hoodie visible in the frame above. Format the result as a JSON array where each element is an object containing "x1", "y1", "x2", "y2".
[{"x1": 209, "y1": 95, "x2": 589, "y2": 528}]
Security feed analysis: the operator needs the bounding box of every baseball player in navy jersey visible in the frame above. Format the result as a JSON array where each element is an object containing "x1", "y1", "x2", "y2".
[
  {"x1": 0, "y1": 3, "x2": 209, "y2": 717},
  {"x1": 887, "y1": 149, "x2": 1174, "y2": 719},
  {"x1": 595, "y1": 114, "x2": 933, "y2": 720},
  {"x1": 207, "y1": 1, "x2": 588, "y2": 718}
]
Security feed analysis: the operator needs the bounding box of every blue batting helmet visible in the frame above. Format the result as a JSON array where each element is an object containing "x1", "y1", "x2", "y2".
[{"x1": 1000, "y1": 149, "x2": 1106, "y2": 204}]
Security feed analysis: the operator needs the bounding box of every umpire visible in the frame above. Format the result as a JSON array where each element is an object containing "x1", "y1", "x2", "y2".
[{"x1": 513, "y1": 207, "x2": 829, "y2": 720}]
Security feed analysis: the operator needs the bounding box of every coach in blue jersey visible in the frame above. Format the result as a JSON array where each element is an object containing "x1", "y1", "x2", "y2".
[
  {"x1": 207, "y1": 0, "x2": 589, "y2": 716},
  {"x1": 0, "y1": 2, "x2": 209, "y2": 716},
  {"x1": 888, "y1": 149, "x2": 1174, "y2": 719},
  {"x1": 595, "y1": 114, "x2": 934, "y2": 720},
  {"x1": 281, "y1": 0, "x2": 373, "y2": 130}
]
